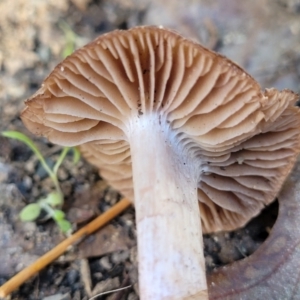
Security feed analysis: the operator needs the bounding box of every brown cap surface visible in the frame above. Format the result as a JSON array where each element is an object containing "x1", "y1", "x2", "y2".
[{"x1": 21, "y1": 26, "x2": 300, "y2": 233}]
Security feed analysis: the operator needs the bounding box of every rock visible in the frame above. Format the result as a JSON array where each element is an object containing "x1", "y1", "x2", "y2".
[
  {"x1": 22, "y1": 175, "x2": 33, "y2": 190},
  {"x1": 57, "y1": 168, "x2": 69, "y2": 181},
  {"x1": 99, "y1": 256, "x2": 112, "y2": 270},
  {"x1": 24, "y1": 158, "x2": 36, "y2": 174},
  {"x1": 111, "y1": 250, "x2": 130, "y2": 264},
  {"x1": 42, "y1": 293, "x2": 71, "y2": 300}
]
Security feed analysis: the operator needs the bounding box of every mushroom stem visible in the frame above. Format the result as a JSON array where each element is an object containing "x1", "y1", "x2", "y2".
[{"x1": 129, "y1": 116, "x2": 208, "y2": 300}]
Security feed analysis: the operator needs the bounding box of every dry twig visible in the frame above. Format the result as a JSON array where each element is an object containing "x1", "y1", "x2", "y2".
[{"x1": 0, "y1": 198, "x2": 131, "y2": 298}]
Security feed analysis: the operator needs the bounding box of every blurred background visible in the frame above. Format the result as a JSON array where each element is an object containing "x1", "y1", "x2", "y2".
[
  {"x1": 1, "y1": 0, "x2": 300, "y2": 129},
  {"x1": 0, "y1": 0, "x2": 300, "y2": 299}
]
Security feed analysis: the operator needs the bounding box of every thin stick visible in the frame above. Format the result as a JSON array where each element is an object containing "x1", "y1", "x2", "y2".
[
  {"x1": 88, "y1": 285, "x2": 132, "y2": 300},
  {"x1": 0, "y1": 198, "x2": 132, "y2": 298}
]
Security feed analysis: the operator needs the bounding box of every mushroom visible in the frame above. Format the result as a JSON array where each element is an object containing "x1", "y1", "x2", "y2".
[{"x1": 21, "y1": 26, "x2": 300, "y2": 299}]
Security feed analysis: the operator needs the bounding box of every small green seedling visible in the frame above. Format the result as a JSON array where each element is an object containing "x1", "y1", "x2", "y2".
[
  {"x1": 59, "y1": 21, "x2": 78, "y2": 58},
  {"x1": 1, "y1": 131, "x2": 80, "y2": 233}
]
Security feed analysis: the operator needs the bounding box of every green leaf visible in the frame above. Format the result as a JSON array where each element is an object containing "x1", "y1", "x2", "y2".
[
  {"x1": 53, "y1": 209, "x2": 65, "y2": 221},
  {"x1": 72, "y1": 147, "x2": 81, "y2": 164},
  {"x1": 57, "y1": 219, "x2": 72, "y2": 233},
  {"x1": 1, "y1": 131, "x2": 55, "y2": 180},
  {"x1": 45, "y1": 192, "x2": 63, "y2": 206},
  {"x1": 20, "y1": 203, "x2": 41, "y2": 221},
  {"x1": 59, "y1": 21, "x2": 77, "y2": 58},
  {"x1": 63, "y1": 43, "x2": 74, "y2": 58}
]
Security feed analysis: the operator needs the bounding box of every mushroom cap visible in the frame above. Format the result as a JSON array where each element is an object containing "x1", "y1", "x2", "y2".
[{"x1": 21, "y1": 26, "x2": 300, "y2": 233}]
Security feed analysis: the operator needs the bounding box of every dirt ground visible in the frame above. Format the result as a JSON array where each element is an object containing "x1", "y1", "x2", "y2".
[{"x1": 1, "y1": 0, "x2": 300, "y2": 299}]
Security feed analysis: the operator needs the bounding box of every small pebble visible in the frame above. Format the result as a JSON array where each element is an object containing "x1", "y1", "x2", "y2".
[
  {"x1": 24, "y1": 159, "x2": 36, "y2": 174},
  {"x1": 93, "y1": 272, "x2": 103, "y2": 280},
  {"x1": 23, "y1": 175, "x2": 33, "y2": 190},
  {"x1": 120, "y1": 213, "x2": 134, "y2": 227},
  {"x1": 22, "y1": 221, "x2": 37, "y2": 237},
  {"x1": 104, "y1": 189, "x2": 119, "y2": 205},
  {"x1": 111, "y1": 250, "x2": 130, "y2": 264},
  {"x1": 57, "y1": 168, "x2": 69, "y2": 181},
  {"x1": 212, "y1": 235, "x2": 219, "y2": 242},
  {"x1": 42, "y1": 293, "x2": 71, "y2": 300},
  {"x1": 99, "y1": 256, "x2": 112, "y2": 270},
  {"x1": 205, "y1": 255, "x2": 215, "y2": 271}
]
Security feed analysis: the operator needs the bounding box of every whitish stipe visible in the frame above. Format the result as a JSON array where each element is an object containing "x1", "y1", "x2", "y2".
[{"x1": 129, "y1": 115, "x2": 207, "y2": 299}]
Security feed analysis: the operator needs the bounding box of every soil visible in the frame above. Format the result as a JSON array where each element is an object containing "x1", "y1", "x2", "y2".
[{"x1": 0, "y1": 0, "x2": 300, "y2": 299}]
